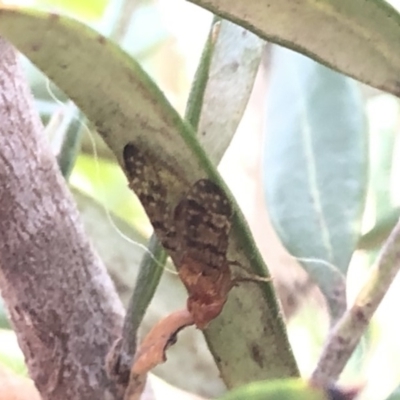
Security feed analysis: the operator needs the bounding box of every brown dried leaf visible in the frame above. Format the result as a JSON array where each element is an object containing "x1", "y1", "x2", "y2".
[
  {"x1": 132, "y1": 309, "x2": 194, "y2": 376},
  {"x1": 124, "y1": 309, "x2": 194, "y2": 400}
]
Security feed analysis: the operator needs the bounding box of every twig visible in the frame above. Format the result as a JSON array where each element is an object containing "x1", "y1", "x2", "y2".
[{"x1": 311, "y1": 215, "x2": 400, "y2": 385}]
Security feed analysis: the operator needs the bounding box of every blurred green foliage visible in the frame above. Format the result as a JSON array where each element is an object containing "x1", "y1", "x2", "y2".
[{"x1": 35, "y1": 0, "x2": 109, "y2": 20}]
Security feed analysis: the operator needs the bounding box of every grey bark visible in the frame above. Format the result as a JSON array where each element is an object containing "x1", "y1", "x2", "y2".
[{"x1": 0, "y1": 38, "x2": 125, "y2": 399}]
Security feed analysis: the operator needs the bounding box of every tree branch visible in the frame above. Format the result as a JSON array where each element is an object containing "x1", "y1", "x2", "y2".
[
  {"x1": 311, "y1": 214, "x2": 400, "y2": 385},
  {"x1": 0, "y1": 37, "x2": 125, "y2": 399}
]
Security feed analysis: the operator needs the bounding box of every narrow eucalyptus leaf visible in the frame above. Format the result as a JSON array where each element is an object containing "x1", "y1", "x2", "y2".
[
  {"x1": 263, "y1": 47, "x2": 368, "y2": 320},
  {"x1": 197, "y1": 20, "x2": 264, "y2": 163}
]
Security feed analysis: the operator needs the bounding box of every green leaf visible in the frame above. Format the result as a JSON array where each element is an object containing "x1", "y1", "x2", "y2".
[
  {"x1": 0, "y1": 7, "x2": 299, "y2": 385},
  {"x1": 217, "y1": 379, "x2": 327, "y2": 400},
  {"x1": 367, "y1": 95, "x2": 399, "y2": 211},
  {"x1": 359, "y1": 95, "x2": 399, "y2": 252},
  {"x1": 194, "y1": 19, "x2": 264, "y2": 163},
  {"x1": 187, "y1": 0, "x2": 400, "y2": 98},
  {"x1": 263, "y1": 46, "x2": 368, "y2": 321}
]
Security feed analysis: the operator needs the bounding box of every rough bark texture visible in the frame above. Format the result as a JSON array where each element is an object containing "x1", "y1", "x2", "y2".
[{"x1": 0, "y1": 38, "x2": 125, "y2": 399}]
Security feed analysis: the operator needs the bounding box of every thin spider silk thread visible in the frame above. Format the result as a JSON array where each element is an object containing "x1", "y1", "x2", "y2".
[{"x1": 45, "y1": 80, "x2": 178, "y2": 275}]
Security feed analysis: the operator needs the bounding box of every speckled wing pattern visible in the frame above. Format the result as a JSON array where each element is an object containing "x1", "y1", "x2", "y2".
[
  {"x1": 173, "y1": 179, "x2": 234, "y2": 329},
  {"x1": 123, "y1": 142, "x2": 178, "y2": 253},
  {"x1": 123, "y1": 143, "x2": 234, "y2": 328}
]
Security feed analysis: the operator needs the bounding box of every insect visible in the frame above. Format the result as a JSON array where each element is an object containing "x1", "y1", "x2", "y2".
[
  {"x1": 123, "y1": 143, "x2": 265, "y2": 329},
  {"x1": 173, "y1": 179, "x2": 235, "y2": 329},
  {"x1": 123, "y1": 143, "x2": 178, "y2": 254}
]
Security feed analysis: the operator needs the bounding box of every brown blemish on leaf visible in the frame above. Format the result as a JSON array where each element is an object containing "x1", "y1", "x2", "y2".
[
  {"x1": 97, "y1": 34, "x2": 106, "y2": 45},
  {"x1": 30, "y1": 43, "x2": 41, "y2": 52},
  {"x1": 250, "y1": 343, "x2": 265, "y2": 368},
  {"x1": 48, "y1": 13, "x2": 60, "y2": 23}
]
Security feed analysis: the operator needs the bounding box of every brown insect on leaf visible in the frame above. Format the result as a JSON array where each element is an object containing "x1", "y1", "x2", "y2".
[
  {"x1": 174, "y1": 179, "x2": 236, "y2": 329},
  {"x1": 123, "y1": 309, "x2": 194, "y2": 400},
  {"x1": 123, "y1": 144, "x2": 269, "y2": 329},
  {"x1": 175, "y1": 179, "x2": 271, "y2": 329}
]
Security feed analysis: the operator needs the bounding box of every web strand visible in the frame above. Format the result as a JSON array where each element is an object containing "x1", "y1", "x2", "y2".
[{"x1": 45, "y1": 80, "x2": 178, "y2": 275}]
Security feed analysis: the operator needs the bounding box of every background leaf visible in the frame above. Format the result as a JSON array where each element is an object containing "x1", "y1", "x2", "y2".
[
  {"x1": 195, "y1": 19, "x2": 264, "y2": 163},
  {"x1": 187, "y1": 0, "x2": 400, "y2": 98},
  {"x1": 263, "y1": 46, "x2": 368, "y2": 320},
  {"x1": 359, "y1": 95, "x2": 400, "y2": 253}
]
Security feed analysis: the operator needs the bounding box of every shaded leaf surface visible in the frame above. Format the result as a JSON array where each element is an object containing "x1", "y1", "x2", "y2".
[{"x1": 263, "y1": 47, "x2": 368, "y2": 320}]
